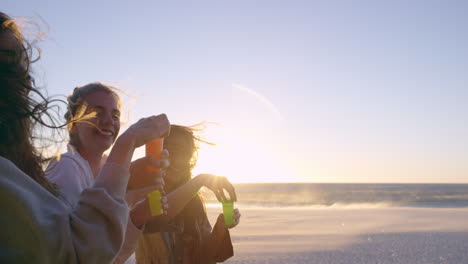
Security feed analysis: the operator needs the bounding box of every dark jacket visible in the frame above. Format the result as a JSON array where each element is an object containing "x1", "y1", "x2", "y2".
[{"x1": 143, "y1": 196, "x2": 233, "y2": 264}]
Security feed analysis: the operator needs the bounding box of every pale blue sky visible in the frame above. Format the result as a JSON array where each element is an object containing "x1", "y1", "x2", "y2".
[{"x1": 4, "y1": 0, "x2": 468, "y2": 182}]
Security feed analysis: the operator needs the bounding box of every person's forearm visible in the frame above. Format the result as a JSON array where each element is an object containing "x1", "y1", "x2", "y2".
[
  {"x1": 106, "y1": 134, "x2": 135, "y2": 166},
  {"x1": 94, "y1": 134, "x2": 135, "y2": 199},
  {"x1": 130, "y1": 202, "x2": 147, "y2": 229},
  {"x1": 136, "y1": 175, "x2": 206, "y2": 226},
  {"x1": 165, "y1": 174, "x2": 206, "y2": 219}
]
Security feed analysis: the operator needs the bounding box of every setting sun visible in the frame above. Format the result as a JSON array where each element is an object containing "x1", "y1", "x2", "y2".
[{"x1": 192, "y1": 126, "x2": 293, "y2": 183}]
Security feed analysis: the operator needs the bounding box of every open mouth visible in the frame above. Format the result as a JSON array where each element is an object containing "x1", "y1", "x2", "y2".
[{"x1": 96, "y1": 127, "x2": 114, "y2": 137}]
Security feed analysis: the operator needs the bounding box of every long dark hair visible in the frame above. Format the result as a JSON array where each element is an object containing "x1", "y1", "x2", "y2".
[
  {"x1": 164, "y1": 124, "x2": 213, "y2": 190},
  {"x1": 164, "y1": 124, "x2": 214, "y2": 240},
  {"x1": 0, "y1": 12, "x2": 59, "y2": 195}
]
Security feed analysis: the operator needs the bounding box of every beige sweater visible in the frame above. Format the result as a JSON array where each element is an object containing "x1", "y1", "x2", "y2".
[{"x1": 0, "y1": 155, "x2": 130, "y2": 264}]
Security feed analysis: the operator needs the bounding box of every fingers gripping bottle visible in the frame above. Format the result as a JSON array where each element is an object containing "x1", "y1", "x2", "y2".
[{"x1": 146, "y1": 138, "x2": 164, "y2": 216}]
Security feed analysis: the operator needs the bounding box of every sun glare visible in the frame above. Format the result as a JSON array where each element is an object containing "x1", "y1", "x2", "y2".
[{"x1": 193, "y1": 129, "x2": 293, "y2": 183}]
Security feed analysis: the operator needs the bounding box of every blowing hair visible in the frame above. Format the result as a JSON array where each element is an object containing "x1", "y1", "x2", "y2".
[
  {"x1": 164, "y1": 124, "x2": 214, "y2": 189},
  {"x1": 0, "y1": 12, "x2": 60, "y2": 195},
  {"x1": 64, "y1": 82, "x2": 121, "y2": 147},
  {"x1": 164, "y1": 124, "x2": 215, "y2": 241}
]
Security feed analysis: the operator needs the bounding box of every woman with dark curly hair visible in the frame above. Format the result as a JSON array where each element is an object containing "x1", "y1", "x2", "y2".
[
  {"x1": 135, "y1": 125, "x2": 241, "y2": 264},
  {"x1": 0, "y1": 12, "x2": 170, "y2": 263}
]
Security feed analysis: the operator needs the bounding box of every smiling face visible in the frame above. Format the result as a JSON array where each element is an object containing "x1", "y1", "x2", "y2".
[{"x1": 72, "y1": 90, "x2": 121, "y2": 156}]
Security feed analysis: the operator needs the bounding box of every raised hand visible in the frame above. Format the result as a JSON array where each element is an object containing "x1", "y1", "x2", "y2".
[
  {"x1": 197, "y1": 174, "x2": 237, "y2": 202},
  {"x1": 127, "y1": 151, "x2": 169, "y2": 190},
  {"x1": 122, "y1": 114, "x2": 170, "y2": 148}
]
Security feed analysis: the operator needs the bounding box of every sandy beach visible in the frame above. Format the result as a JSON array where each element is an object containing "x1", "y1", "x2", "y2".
[
  {"x1": 127, "y1": 206, "x2": 468, "y2": 264},
  {"x1": 205, "y1": 207, "x2": 468, "y2": 264}
]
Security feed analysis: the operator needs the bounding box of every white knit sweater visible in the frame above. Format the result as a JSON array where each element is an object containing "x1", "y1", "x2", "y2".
[{"x1": 46, "y1": 145, "x2": 142, "y2": 264}]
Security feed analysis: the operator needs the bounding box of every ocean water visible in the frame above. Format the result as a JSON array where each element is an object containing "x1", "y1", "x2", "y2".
[{"x1": 201, "y1": 183, "x2": 468, "y2": 208}]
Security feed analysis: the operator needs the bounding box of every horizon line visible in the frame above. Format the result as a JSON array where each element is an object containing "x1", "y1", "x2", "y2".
[{"x1": 230, "y1": 181, "x2": 468, "y2": 184}]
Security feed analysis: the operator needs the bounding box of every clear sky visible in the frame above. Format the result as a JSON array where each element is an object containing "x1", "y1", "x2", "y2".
[{"x1": 4, "y1": 0, "x2": 468, "y2": 183}]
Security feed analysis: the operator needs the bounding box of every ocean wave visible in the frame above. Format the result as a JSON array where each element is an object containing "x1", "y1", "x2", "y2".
[
  {"x1": 205, "y1": 202, "x2": 397, "y2": 209},
  {"x1": 200, "y1": 183, "x2": 468, "y2": 209}
]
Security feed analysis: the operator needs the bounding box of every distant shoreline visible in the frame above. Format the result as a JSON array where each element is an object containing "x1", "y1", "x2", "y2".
[
  {"x1": 201, "y1": 182, "x2": 468, "y2": 209},
  {"x1": 231, "y1": 182, "x2": 468, "y2": 185}
]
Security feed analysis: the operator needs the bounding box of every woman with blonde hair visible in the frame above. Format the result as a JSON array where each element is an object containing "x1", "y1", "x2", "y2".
[{"x1": 47, "y1": 82, "x2": 170, "y2": 263}]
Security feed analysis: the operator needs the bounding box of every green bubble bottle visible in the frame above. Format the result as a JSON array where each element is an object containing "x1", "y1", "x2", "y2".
[{"x1": 222, "y1": 198, "x2": 234, "y2": 225}]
